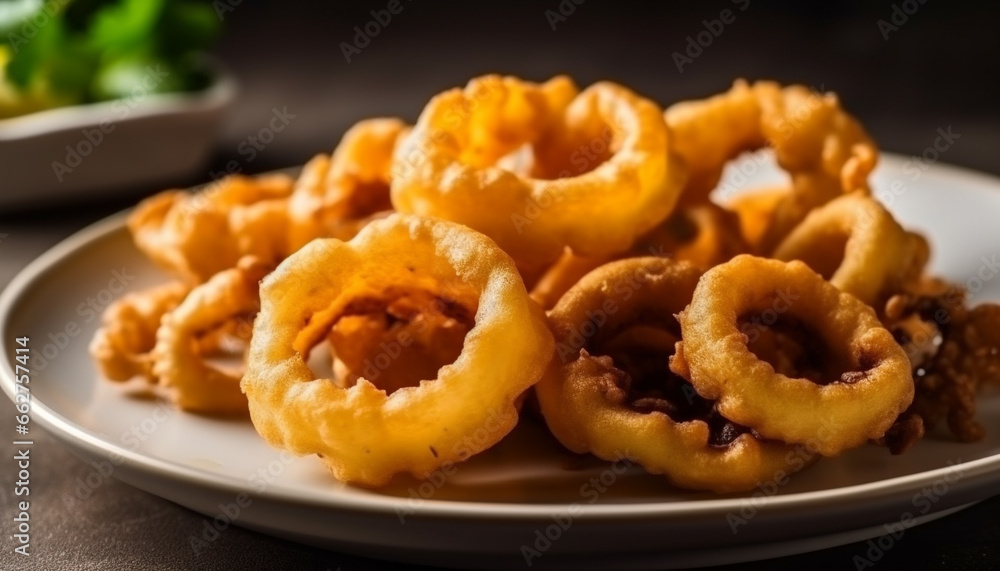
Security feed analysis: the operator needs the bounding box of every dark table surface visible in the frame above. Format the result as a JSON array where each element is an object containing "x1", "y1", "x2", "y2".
[{"x1": 2, "y1": 1, "x2": 999, "y2": 569}]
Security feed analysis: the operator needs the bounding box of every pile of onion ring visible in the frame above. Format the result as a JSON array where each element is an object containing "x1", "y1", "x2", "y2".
[
  {"x1": 90, "y1": 74, "x2": 1000, "y2": 493},
  {"x1": 91, "y1": 117, "x2": 410, "y2": 415}
]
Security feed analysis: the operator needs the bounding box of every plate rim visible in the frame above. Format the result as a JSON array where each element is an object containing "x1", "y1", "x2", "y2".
[{"x1": 2, "y1": 153, "x2": 1000, "y2": 523}]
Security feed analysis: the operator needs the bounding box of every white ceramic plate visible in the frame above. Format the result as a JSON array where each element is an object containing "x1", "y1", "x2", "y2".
[
  {"x1": 2, "y1": 154, "x2": 1000, "y2": 570},
  {"x1": 0, "y1": 65, "x2": 235, "y2": 207}
]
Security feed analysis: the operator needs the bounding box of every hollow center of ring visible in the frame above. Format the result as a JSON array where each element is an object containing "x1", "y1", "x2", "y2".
[
  {"x1": 490, "y1": 118, "x2": 620, "y2": 181},
  {"x1": 323, "y1": 289, "x2": 476, "y2": 394},
  {"x1": 587, "y1": 317, "x2": 754, "y2": 447},
  {"x1": 738, "y1": 313, "x2": 866, "y2": 385},
  {"x1": 198, "y1": 313, "x2": 256, "y2": 376},
  {"x1": 630, "y1": 208, "x2": 701, "y2": 256}
]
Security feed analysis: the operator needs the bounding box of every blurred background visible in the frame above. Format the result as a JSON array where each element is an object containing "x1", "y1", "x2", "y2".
[
  {"x1": 221, "y1": 0, "x2": 999, "y2": 176},
  {"x1": 210, "y1": 0, "x2": 999, "y2": 175}
]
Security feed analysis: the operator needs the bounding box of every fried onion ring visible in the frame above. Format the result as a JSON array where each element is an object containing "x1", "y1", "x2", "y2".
[
  {"x1": 90, "y1": 282, "x2": 190, "y2": 382},
  {"x1": 530, "y1": 202, "x2": 746, "y2": 309},
  {"x1": 391, "y1": 75, "x2": 684, "y2": 267},
  {"x1": 677, "y1": 255, "x2": 914, "y2": 456},
  {"x1": 530, "y1": 250, "x2": 608, "y2": 310},
  {"x1": 772, "y1": 192, "x2": 917, "y2": 306},
  {"x1": 725, "y1": 186, "x2": 790, "y2": 253},
  {"x1": 666, "y1": 80, "x2": 877, "y2": 252},
  {"x1": 242, "y1": 213, "x2": 554, "y2": 486},
  {"x1": 129, "y1": 174, "x2": 294, "y2": 283},
  {"x1": 632, "y1": 202, "x2": 747, "y2": 269},
  {"x1": 151, "y1": 257, "x2": 270, "y2": 415},
  {"x1": 537, "y1": 257, "x2": 807, "y2": 492},
  {"x1": 288, "y1": 118, "x2": 408, "y2": 250}
]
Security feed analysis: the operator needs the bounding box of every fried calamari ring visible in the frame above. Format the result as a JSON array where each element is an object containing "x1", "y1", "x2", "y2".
[
  {"x1": 129, "y1": 174, "x2": 294, "y2": 283},
  {"x1": 529, "y1": 202, "x2": 746, "y2": 309},
  {"x1": 392, "y1": 75, "x2": 684, "y2": 267},
  {"x1": 666, "y1": 80, "x2": 877, "y2": 251},
  {"x1": 677, "y1": 255, "x2": 913, "y2": 456},
  {"x1": 772, "y1": 193, "x2": 918, "y2": 306},
  {"x1": 288, "y1": 118, "x2": 409, "y2": 250},
  {"x1": 90, "y1": 282, "x2": 190, "y2": 382},
  {"x1": 151, "y1": 257, "x2": 270, "y2": 415},
  {"x1": 242, "y1": 214, "x2": 554, "y2": 486},
  {"x1": 537, "y1": 257, "x2": 806, "y2": 492}
]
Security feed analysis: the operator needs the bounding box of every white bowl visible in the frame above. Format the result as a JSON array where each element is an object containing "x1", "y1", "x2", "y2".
[{"x1": 0, "y1": 66, "x2": 236, "y2": 207}]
